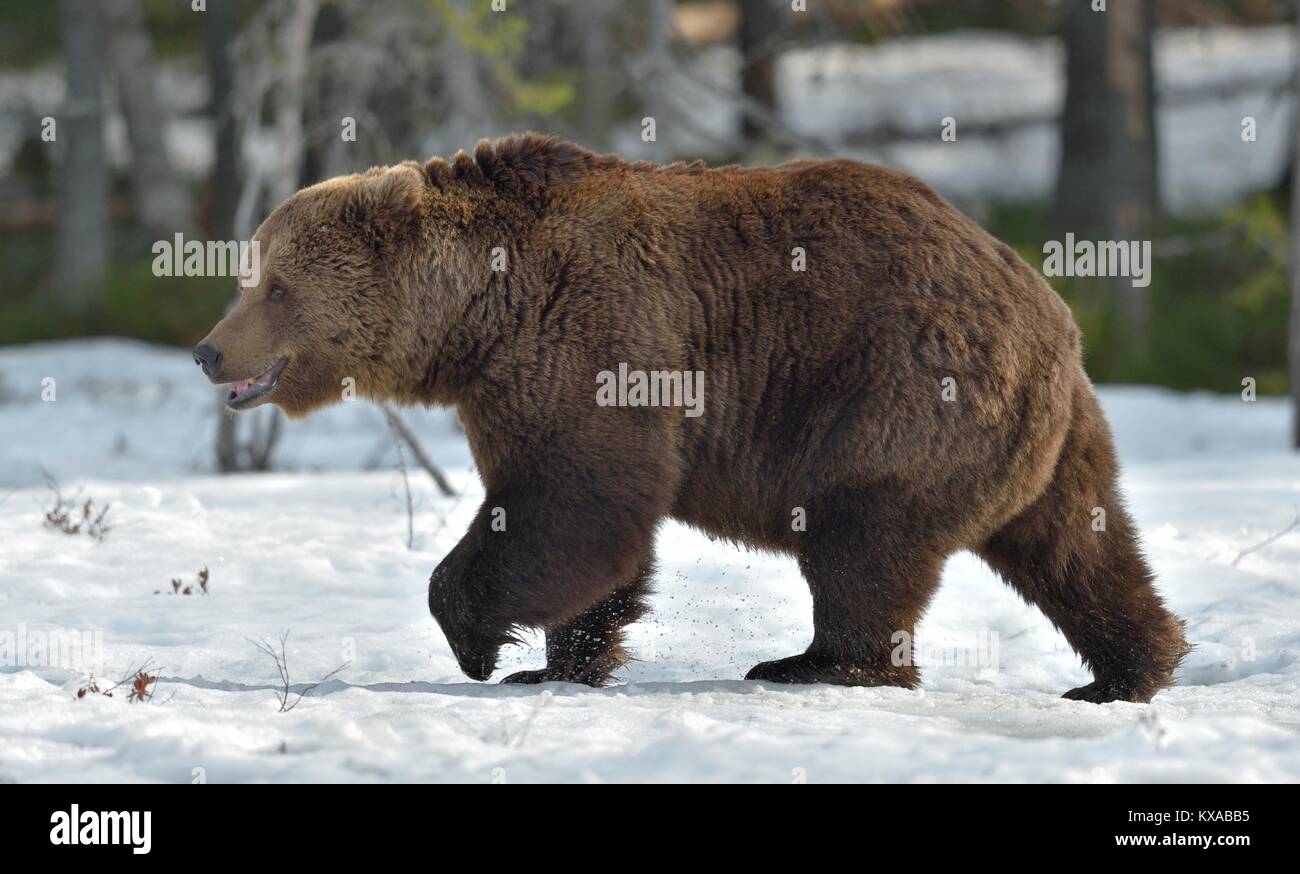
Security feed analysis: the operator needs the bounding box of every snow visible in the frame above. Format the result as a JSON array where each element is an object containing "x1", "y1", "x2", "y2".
[{"x1": 1, "y1": 339, "x2": 1298, "y2": 783}]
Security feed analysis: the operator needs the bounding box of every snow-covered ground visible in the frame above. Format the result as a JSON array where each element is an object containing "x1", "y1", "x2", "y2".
[{"x1": 1, "y1": 339, "x2": 1297, "y2": 783}]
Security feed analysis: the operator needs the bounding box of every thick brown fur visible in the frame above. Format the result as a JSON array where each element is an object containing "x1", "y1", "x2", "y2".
[{"x1": 196, "y1": 133, "x2": 1189, "y2": 701}]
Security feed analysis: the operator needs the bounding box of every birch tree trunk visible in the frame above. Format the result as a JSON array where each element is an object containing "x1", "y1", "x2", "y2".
[
  {"x1": 218, "y1": 0, "x2": 318, "y2": 473},
  {"x1": 102, "y1": 0, "x2": 194, "y2": 236},
  {"x1": 269, "y1": 0, "x2": 320, "y2": 205}
]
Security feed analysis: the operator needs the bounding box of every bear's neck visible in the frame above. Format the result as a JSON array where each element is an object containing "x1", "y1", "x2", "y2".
[{"x1": 389, "y1": 202, "x2": 529, "y2": 412}]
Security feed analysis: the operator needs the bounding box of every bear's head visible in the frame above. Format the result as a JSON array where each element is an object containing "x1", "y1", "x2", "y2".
[{"x1": 193, "y1": 163, "x2": 429, "y2": 418}]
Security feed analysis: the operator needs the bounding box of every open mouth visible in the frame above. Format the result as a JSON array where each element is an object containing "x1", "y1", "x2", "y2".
[{"x1": 225, "y1": 357, "x2": 287, "y2": 409}]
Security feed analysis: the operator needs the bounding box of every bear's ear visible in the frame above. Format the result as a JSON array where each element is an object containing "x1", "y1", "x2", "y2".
[
  {"x1": 340, "y1": 164, "x2": 425, "y2": 242},
  {"x1": 369, "y1": 164, "x2": 425, "y2": 215}
]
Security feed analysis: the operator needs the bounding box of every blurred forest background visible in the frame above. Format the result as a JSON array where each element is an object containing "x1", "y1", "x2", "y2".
[{"x1": 1, "y1": 0, "x2": 1297, "y2": 420}]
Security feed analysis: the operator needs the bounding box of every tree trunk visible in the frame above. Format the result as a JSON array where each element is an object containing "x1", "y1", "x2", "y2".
[
  {"x1": 1290, "y1": 4, "x2": 1300, "y2": 449},
  {"x1": 218, "y1": 0, "x2": 319, "y2": 474},
  {"x1": 205, "y1": 0, "x2": 239, "y2": 238},
  {"x1": 54, "y1": 0, "x2": 109, "y2": 305},
  {"x1": 738, "y1": 0, "x2": 780, "y2": 144},
  {"x1": 102, "y1": 0, "x2": 194, "y2": 236},
  {"x1": 1053, "y1": 0, "x2": 1159, "y2": 333},
  {"x1": 436, "y1": 0, "x2": 490, "y2": 157},
  {"x1": 381, "y1": 405, "x2": 457, "y2": 497},
  {"x1": 642, "y1": 0, "x2": 673, "y2": 151},
  {"x1": 269, "y1": 0, "x2": 320, "y2": 205},
  {"x1": 577, "y1": 0, "x2": 614, "y2": 150}
]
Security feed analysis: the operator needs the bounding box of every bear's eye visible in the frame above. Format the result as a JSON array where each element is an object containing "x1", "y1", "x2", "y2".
[{"x1": 267, "y1": 286, "x2": 286, "y2": 303}]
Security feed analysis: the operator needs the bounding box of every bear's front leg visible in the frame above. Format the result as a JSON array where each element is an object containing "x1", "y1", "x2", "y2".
[
  {"x1": 500, "y1": 559, "x2": 654, "y2": 686},
  {"x1": 428, "y1": 476, "x2": 661, "y2": 682}
]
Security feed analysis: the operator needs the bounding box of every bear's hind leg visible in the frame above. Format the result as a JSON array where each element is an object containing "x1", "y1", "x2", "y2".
[
  {"x1": 977, "y1": 389, "x2": 1188, "y2": 704},
  {"x1": 501, "y1": 560, "x2": 653, "y2": 687},
  {"x1": 746, "y1": 486, "x2": 945, "y2": 688}
]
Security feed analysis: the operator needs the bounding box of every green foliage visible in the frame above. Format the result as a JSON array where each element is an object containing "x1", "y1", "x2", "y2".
[
  {"x1": 990, "y1": 196, "x2": 1291, "y2": 394},
  {"x1": 0, "y1": 228, "x2": 232, "y2": 348},
  {"x1": 0, "y1": 0, "x2": 61, "y2": 66},
  {"x1": 431, "y1": 0, "x2": 575, "y2": 115},
  {"x1": 0, "y1": 0, "x2": 259, "y2": 66}
]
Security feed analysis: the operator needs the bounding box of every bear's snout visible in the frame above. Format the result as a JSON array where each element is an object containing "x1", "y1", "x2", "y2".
[{"x1": 192, "y1": 343, "x2": 223, "y2": 380}]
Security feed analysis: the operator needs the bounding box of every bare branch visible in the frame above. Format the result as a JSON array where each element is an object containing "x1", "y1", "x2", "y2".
[
  {"x1": 380, "y1": 405, "x2": 456, "y2": 497},
  {"x1": 247, "y1": 631, "x2": 349, "y2": 713},
  {"x1": 1232, "y1": 507, "x2": 1300, "y2": 567},
  {"x1": 388, "y1": 416, "x2": 415, "y2": 550}
]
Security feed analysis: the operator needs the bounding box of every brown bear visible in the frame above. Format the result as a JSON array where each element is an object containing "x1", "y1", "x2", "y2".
[{"x1": 194, "y1": 133, "x2": 1188, "y2": 702}]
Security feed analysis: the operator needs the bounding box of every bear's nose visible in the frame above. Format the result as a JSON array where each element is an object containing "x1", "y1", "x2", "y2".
[{"x1": 192, "y1": 343, "x2": 222, "y2": 378}]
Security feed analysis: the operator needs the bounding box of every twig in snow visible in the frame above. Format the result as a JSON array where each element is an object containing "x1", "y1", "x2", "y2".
[
  {"x1": 1232, "y1": 507, "x2": 1300, "y2": 566},
  {"x1": 388, "y1": 419, "x2": 415, "y2": 550},
  {"x1": 156, "y1": 567, "x2": 210, "y2": 596},
  {"x1": 507, "y1": 693, "x2": 554, "y2": 750},
  {"x1": 80, "y1": 658, "x2": 160, "y2": 703},
  {"x1": 41, "y1": 471, "x2": 112, "y2": 541},
  {"x1": 247, "y1": 631, "x2": 348, "y2": 713},
  {"x1": 380, "y1": 405, "x2": 456, "y2": 497}
]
